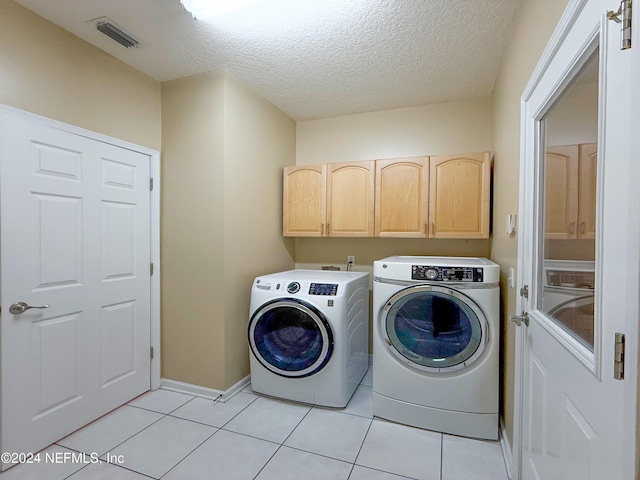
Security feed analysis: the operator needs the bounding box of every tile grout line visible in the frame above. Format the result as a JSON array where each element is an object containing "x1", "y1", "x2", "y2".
[
  {"x1": 167, "y1": 392, "x2": 260, "y2": 430},
  {"x1": 159, "y1": 427, "x2": 220, "y2": 479},
  {"x1": 350, "y1": 417, "x2": 374, "y2": 473},
  {"x1": 347, "y1": 418, "x2": 422, "y2": 480},
  {"x1": 217, "y1": 427, "x2": 282, "y2": 447},
  {"x1": 440, "y1": 433, "x2": 444, "y2": 480},
  {"x1": 54, "y1": 444, "x2": 158, "y2": 480},
  {"x1": 55, "y1": 408, "x2": 167, "y2": 460},
  {"x1": 249, "y1": 404, "x2": 314, "y2": 480},
  {"x1": 68, "y1": 394, "x2": 206, "y2": 478},
  {"x1": 251, "y1": 443, "x2": 284, "y2": 480}
]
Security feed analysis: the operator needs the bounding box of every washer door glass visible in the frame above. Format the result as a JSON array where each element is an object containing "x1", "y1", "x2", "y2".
[
  {"x1": 249, "y1": 299, "x2": 334, "y2": 378},
  {"x1": 382, "y1": 286, "x2": 486, "y2": 371}
]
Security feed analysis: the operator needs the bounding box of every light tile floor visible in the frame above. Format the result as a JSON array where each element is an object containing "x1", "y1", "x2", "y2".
[{"x1": 0, "y1": 366, "x2": 509, "y2": 480}]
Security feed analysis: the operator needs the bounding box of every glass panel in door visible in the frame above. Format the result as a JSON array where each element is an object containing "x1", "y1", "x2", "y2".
[{"x1": 540, "y1": 49, "x2": 598, "y2": 351}]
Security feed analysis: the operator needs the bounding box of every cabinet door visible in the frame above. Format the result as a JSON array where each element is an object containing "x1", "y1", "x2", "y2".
[
  {"x1": 429, "y1": 152, "x2": 491, "y2": 238},
  {"x1": 283, "y1": 164, "x2": 327, "y2": 237},
  {"x1": 375, "y1": 157, "x2": 429, "y2": 237},
  {"x1": 544, "y1": 145, "x2": 579, "y2": 239},
  {"x1": 578, "y1": 143, "x2": 597, "y2": 239},
  {"x1": 327, "y1": 161, "x2": 375, "y2": 237}
]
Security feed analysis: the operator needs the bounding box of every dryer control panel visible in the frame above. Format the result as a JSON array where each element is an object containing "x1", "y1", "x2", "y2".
[
  {"x1": 412, "y1": 265, "x2": 484, "y2": 282},
  {"x1": 309, "y1": 283, "x2": 339, "y2": 296}
]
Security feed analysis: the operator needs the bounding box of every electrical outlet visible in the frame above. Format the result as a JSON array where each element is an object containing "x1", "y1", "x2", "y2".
[{"x1": 347, "y1": 255, "x2": 355, "y2": 265}]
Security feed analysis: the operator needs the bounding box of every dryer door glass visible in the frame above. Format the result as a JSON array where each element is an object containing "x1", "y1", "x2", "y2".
[
  {"x1": 249, "y1": 299, "x2": 334, "y2": 378},
  {"x1": 383, "y1": 286, "x2": 486, "y2": 371}
]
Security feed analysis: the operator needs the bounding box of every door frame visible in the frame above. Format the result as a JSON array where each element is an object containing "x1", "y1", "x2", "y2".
[
  {"x1": 513, "y1": 0, "x2": 638, "y2": 478},
  {"x1": 0, "y1": 104, "x2": 162, "y2": 391}
]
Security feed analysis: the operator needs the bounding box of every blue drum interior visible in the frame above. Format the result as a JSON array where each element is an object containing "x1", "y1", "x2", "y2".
[
  {"x1": 386, "y1": 290, "x2": 482, "y2": 369},
  {"x1": 252, "y1": 304, "x2": 331, "y2": 374}
]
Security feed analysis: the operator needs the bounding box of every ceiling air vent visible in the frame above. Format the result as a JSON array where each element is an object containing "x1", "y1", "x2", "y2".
[{"x1": 90, "y1": 17, "x2": 145, "y2": 49}]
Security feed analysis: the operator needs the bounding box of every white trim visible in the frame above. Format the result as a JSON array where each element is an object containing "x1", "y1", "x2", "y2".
[
  {"x1": 160, "y1": 375, "x2": 251, "y2": 403},
  {"x1": 160, "y1": 379, "x2": 223, "y2": 401},
  {"x1": 500, "y1": 418, "x2": 513, "y2": 480},
  {"x1": 150, "y1": 151, "x2": 161, "y2": 390},
  {"x1": 219, "y1": 375, "x2": 252, "y2": 402},
  {"x1": 623, "y1": 2, "x2": 640, "y2": 479},
  {"x1": 530, "y1": 310, "x2": 595, "y2": 372},
  {"x1": 0, "y1": 104, "x2": 162, "y2": 393}
]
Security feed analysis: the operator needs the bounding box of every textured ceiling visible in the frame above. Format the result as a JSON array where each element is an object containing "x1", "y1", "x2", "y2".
[{"x1": 13, "y1": 0, "x2": 521, "y2": 120}]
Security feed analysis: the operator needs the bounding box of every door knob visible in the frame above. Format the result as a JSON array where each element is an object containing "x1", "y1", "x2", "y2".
[
  {"x1": 9, "y1": 302, "x2": 50, "y2": 314},
  {"x1": 510, "y1": 311, "x2": 529, "y2": 327}
]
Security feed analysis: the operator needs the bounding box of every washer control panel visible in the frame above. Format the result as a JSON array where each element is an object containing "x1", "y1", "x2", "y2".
[
  {"x1": 309, "y1": 283, "x2": 339, "y2": 296},
  {"x1": 412, "y1": 265, "x2": 484, "y2": 282}
]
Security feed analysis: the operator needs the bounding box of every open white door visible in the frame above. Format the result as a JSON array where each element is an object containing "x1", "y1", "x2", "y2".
[
  {"x1": 514, "y1": 0, "x2": 637, "y2": 479},
  {"x1": 0, "y1": 109, "x2": 153, "y2": 466}
]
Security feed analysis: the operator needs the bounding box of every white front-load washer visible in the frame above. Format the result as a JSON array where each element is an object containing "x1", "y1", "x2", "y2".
[
  {"x1": 372, "y1": 256, "x2": 500, "y2": 440},
  {"x1": 248, "y1": 270, "x2": 369, "y2": 407}
]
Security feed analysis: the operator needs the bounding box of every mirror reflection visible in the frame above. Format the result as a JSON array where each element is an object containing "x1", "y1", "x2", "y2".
[{"x1": 541, "y1": 49, "x2": 598, "y2": 350}]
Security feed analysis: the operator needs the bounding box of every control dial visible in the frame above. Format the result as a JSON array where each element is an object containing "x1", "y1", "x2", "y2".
[
  {"x1": 425, "y1": 268, "x2": 439, "y2": 280},
  {"x1": 287, "y1": 282, "x2": 301, "y2": 294}
]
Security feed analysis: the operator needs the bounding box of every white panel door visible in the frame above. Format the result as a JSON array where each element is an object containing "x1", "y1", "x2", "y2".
[
  {"x1": 0, "y1": 112, "x2": 151, "y2": 461},
  {"x1": 516, "y1": 1, "x2": 636, "y2": 479}
]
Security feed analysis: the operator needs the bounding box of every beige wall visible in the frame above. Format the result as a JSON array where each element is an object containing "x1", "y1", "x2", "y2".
[
  {"x1": 490, "y1": 0, "x2": 571, "y2": 447},
  {"x1": 162, "y1": 71, "x2": 295, "y2": 390},
  {"x1": 0, "y1": 0, "x2": 161, "y2": 150},
  {"x1": 222, "y1": 72, "x2": 296, "y2": 388},
  {"x1": 297, "y1": 98, "x2": 492, "y2": 165},
  {"x1": 161, "y1": 71, "x2": 227, "y2": 388}
]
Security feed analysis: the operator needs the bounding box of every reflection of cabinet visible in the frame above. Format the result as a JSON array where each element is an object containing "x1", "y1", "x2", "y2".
[
  {"x1": 375, "y1": 157, "x2": 429, "y2": 237},
  {"x1": 429, "y1": 152, "x2": 491, "y2": 238},
  {"x1": 544, "y1": 144, "x2": 596, "y2": 239},
  {"x1": 283, "y1": 162, "x2": 374, "y2": 237},
  {"x1": 578, "y1": 144, "x2": 597, "y2": 239}
]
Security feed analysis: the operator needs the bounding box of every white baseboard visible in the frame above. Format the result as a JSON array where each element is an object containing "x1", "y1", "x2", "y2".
[
  {"x1": 500, "y1": 417, "x2": 514, "y2": 480},
  {"x1": 219, "y1": 375, "x2": 251, "y2": 403},
  {"x1": 159, "y1": 375, "x2": 251, "y2": 403}
]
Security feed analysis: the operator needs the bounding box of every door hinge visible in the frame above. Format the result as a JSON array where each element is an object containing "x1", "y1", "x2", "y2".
[
  {"x1": 614, "y1": 332, "x2": 625, "y2": 380},
  {"x1": 608, "y1": 0, "x2": 632, "y2": 50},
  {"x1": 150, "y1": 346, "x2": 154, "y2": 360},
  {"x1": 149, "y1": 178, "x2": 154, "y2": 191},
  {"x1": 520, "y1": 285, "x2": 529, "y2": 299},
  {"x1": 150, "y1": 263, "x2": 154, "y2": 276}
]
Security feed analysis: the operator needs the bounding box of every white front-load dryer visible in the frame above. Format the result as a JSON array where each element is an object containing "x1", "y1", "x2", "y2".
[
  {"x1": 248, "y1": 270, "x2": 369, "y2": 407},
  {"x1": 372, "y1": 256, "x2": 500, "y2": 440}
]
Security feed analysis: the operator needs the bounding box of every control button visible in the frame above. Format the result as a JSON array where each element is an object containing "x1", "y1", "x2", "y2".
[
  {"x1": 426, "y1": 268, "x2": 438, "y2": 280},
  {"x1": 287, "y1": 282, "x2": 300, "y2": 294}
]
